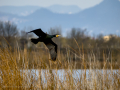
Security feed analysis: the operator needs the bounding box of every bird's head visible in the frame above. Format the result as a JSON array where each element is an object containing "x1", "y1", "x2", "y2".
[{"x1": 55, "y1": 35, "x2": 61, "y2": 37}]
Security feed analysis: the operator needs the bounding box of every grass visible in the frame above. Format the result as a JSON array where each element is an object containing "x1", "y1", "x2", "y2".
[{"x1": 0, "y1": 43, "x2": 120, "y2": 90}]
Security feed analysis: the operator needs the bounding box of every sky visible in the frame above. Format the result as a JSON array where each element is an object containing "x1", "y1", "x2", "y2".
[{"x1": 0, "y1": 0, "x2": 103, "y2": 9}]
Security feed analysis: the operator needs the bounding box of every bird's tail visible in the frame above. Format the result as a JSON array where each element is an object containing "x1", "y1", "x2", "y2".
[{"x1": 31, "y1": 38, "x2": 39, "y2": 44}]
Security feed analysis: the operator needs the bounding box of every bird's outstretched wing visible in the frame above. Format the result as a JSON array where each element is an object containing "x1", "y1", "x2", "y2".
[
  {"x1": 44, "y1": 40, "x2": 57, "y2": 61},
  {"x1": 27, "y1": 28, "x2": 47, "y2": 37}
]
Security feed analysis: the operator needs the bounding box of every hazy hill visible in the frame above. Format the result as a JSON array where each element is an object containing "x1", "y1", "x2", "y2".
[
  {"x1": 0, "y1": 6, "x2": 40, "y2": 16},
  {"x1": 19, "y1": 0, "x2": 120, "y2": 35},
  {"x1": 75, "y1": 0, "x2": 120, "y2": 34},
  {"x1": 0, "y1": 0, "x2": 120, "y2": 35},
  {"x1": 0, "y1": 5, "x2": 81, "y2": 16},
  {"x1": 19, "y1": 8, "x2": 73, "y2": 30},
  {"x1": 47, "y1": 5, "x2": 81, "y2": 14}
]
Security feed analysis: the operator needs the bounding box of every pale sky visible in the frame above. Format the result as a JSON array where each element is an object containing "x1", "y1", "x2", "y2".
[{"x1": 0, "y1": 0, "x2": 103, "y2": 9}]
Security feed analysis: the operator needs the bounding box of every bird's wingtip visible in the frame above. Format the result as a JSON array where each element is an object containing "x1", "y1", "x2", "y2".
[{"x1": 26, "y1": 31, "x2": 31, "y2": 34}]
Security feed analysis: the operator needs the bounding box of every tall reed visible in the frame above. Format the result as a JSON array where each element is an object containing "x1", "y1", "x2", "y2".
[{"x1": 0, "y1": 42, "x2": 119, "y2": 90}]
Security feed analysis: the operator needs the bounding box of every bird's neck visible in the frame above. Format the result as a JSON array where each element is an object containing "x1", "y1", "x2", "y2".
[{"x1": 47, "y1": 35, "x2": 56, "y2": 38}]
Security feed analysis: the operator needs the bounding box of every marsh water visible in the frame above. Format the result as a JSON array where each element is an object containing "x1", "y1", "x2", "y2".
[{"x1": 22, "y1": 69, "x2": 119, "y2": 83}]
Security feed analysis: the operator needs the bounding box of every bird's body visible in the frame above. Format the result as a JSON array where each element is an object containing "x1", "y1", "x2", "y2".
[{"x1": 27, "y1": 28, "x2": 60, "y2": 61}]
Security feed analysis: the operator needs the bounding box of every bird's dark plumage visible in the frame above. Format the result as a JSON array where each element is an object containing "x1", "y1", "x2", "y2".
[
  {"x1": 27, "y1": 28, "x2": 60, "y2": 61},
  {"x1": 27, "y1": 28, "x2": 47, "y2": 37}
]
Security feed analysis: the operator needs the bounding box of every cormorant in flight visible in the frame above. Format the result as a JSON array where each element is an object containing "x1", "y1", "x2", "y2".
[{"x1": 27, "y1": 28, "x2": 60, "y2": 61}]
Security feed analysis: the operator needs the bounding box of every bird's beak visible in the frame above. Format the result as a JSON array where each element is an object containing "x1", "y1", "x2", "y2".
[{"x1": 56, "y1": 35, "x2": 61, "y2": 37}]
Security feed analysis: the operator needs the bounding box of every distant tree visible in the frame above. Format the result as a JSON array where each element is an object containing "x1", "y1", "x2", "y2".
[
  {"x1": 0, "y1": 21, "x2": 3, "y2": 36},
  {"x1": 0, "y1": 21, "x2": 4, "y2": 43},
  {"x1": 107, "y1": 35, "x2": 119, "y2": 48},
  {"x1": 3, "y1": 21, "x2": 18, "y2": 38},
  {"x1": 0, "y1": 21, "x2": 18, "y2": 48},
  {"x1": 67, "y1": 28, "x2": 89, "y2": 48},
  {"x1": 19, "y1": 28, "x2": 35, "y2": 49},
  {"x1": 95, "y1": 34, "x2": 105, "y2": 48},
  {"x1": 19, "y1": 30, "x2": 28, "y2": 49},
  {"x1": 48, "y1": 27, "x2": 62, "y2": 35}
]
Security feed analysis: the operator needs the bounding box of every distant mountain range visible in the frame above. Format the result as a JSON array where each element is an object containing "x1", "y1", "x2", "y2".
[
  {"x1": 47, "y1": 5, "x2": 81, "y2": 14},
  {"x1": 0, "y1": 5, "x2": 81, "y2": 16},
  {"x1": 0, "y1": 6, "x2": 40, "y2": 16},
  {"x1": 0, "y1": 0, "x2": 120, "y2": 36}
]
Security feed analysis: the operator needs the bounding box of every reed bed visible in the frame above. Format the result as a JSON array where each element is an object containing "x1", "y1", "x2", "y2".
[{"x1": 0, "y1": 44, "x2": 120, "y2": 90}]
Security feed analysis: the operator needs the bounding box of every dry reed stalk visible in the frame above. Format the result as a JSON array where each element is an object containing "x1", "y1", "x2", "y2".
[{"x1": 0, "y1": 42, "x2": 119, "y2": 90}]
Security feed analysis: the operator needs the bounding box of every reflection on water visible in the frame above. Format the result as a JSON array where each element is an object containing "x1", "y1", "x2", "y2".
[{"x1": 22, "y1": 69, "x2": 119, "y2": 83}]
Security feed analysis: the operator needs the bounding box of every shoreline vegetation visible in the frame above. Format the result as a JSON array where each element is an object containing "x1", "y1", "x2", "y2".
[
  {"x1": 0, "y1": 21, "x2": 120, "y2": 89},
  {"x1": 0, "y1": 44, "x2": 120, "y2": 90},
  {"x1": 0, "y1": 45, "x2": 120, "y2": 69}
]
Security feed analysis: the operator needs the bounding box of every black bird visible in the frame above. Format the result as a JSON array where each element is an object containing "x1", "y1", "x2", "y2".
[{"x1": 27, "y1": 28, "x2": 60, "y2": 61}]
